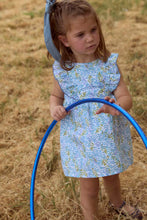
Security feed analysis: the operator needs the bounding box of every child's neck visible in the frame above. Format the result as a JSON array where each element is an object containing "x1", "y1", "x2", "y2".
[{"x1": 75, "y1": 54, "x2": 97, "y2": 63}]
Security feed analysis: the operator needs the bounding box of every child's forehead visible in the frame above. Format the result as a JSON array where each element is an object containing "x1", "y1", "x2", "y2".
[{"x1": 65, "y1": 13, "x2": 97, "y2": 31}]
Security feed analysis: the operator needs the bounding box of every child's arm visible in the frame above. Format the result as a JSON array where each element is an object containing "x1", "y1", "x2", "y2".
[
  {"x1": 49, "y1": 78, "x2": 69, "y2": 121},
  {"x1": 96, "y1": 66, "x2": 132, "y2": 115}
]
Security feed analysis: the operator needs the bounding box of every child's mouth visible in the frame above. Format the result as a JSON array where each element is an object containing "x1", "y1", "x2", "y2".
[{"x1": 87, "y1": 44, "x2": 96, "y2": 49}]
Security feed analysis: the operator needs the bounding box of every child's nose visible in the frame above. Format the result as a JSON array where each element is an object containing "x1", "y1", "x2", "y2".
[{"x1": 86, "y1": 34, "x2": 93, "y2": 42}]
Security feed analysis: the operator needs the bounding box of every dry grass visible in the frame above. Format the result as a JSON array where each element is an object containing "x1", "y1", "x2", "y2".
[{"x1": 0, "y1": 0, "x2": 147, "y2": 219}]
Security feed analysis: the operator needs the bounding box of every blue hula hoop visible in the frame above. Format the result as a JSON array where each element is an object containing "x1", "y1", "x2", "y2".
[{"x1": 30, "y1": 98, "x2": 147, "y2": 219}]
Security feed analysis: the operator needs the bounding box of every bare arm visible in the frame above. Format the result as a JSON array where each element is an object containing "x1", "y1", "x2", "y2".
[{"x1": 49, "y1": 78, "x2": 69, "y2": 121}]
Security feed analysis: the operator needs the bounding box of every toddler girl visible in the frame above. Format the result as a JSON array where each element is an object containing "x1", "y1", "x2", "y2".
[{"x1": 44, "y1": 0, "x2": 143, "y2": 219}]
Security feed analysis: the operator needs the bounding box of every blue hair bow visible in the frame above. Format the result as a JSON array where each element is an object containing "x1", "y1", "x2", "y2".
[{"x1": 44, "y1": 0, "x2": 61, "y2": 62}]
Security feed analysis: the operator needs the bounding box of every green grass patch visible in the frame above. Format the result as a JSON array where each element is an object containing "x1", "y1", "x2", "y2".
[
  {"x1": 62, "y1": 176, "x2": 79, "y2": 201},
  {"x1": 24, "y1": 11, "x2": 35, "y2": 19},
  {"x1": 132, "y1": 99, "x2": 147, "y2": 119},
  {"x1": 0, "y1": 71, "x2": 3, "y2": 79},
  {"x1": 41, "y1": 137, "x2": 59, "y2": 177},
  {"x1": 41, "y1": 88, "x2": 50, "y2": 100},
  {"x1": 142, "y1": 0, "x2": 147, "y2": 15},
  {"x1": 129, "y1": 51, "x2": 145, "y2": 61},
  {"x1": 40, "y1": 56, "x2": 52, "y2": 68},
  {"x1": 0, "y1": 99, "x2": 9, "y2": 115},
  {"x1": 24, "y1": 8, "x2": 45, "y2": 19},
  {"x1": 91, "y1": 0, "x2": 143, "y2": 21}
]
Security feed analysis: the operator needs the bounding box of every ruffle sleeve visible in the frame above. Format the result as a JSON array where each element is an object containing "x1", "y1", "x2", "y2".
[
  {"x1": 52, "y1": 61, "x2": 68, "y2": 93},
  {"x1": 53, "y1": 61, "x2": 78, "y2": 99},
  {"x1": 53, "y1": 61, "x2": 64, "y2": 81},
  {"x1": 104, "y1": 53, "x2": 121, "y2": 94}
]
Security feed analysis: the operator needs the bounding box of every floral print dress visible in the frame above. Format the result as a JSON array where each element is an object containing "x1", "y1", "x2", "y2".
[{"x1": 53, "y1": 53, "x2": 133, "y2": 177}]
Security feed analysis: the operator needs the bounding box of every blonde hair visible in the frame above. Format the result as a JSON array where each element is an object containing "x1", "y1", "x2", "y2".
[{"x1": 48, "y1": 0, "x2": 110, "y2": 70}]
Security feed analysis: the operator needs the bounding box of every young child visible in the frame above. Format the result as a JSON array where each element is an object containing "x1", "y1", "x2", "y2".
[{"x1": 44, "y1": 0, "x2": 143, "y2": 219}]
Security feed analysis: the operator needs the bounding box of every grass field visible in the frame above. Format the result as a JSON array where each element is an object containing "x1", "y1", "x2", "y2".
[{"x1": 0, "y1": 0, "x2": 147, "y2": 219}]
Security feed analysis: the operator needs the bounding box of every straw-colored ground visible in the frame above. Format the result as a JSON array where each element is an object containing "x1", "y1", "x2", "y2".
[{"x1": 0, "y1": 0, "x2": 147, "y2": 219}]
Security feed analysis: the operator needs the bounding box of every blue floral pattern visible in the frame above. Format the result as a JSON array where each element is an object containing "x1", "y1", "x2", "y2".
[{"x1": 53, "y1": 53, "x2": 133, "y2": 177}]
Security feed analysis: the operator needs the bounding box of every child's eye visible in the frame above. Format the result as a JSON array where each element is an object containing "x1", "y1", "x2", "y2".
[
  {"x1": 76, "y1": 32, "x2": 84, "y2": 38},
  {"x1": 91, "y1": 27, "x2": 97, "y2": 33}
]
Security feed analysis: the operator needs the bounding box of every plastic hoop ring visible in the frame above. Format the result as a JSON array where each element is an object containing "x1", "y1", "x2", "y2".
[{"x1": 30, "y1": 98, "x2": 147, "y2": 219}]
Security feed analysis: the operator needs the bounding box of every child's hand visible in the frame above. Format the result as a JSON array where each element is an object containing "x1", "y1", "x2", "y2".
[
  {"x1": 51, "y1": 105, "x2": 69, "y2": 121},
  {"x1": 96, "y1": 96, "x2": 121, "y2": 116}
]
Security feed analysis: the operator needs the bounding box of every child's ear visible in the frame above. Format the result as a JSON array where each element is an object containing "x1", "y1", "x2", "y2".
[{"x1": 58, "y1": 35, "x2": 69, "y2": 47}]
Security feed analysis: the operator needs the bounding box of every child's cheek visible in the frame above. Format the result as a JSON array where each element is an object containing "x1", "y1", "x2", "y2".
[{"x1": 76, "y1": 42, "x2": 84, "y2": 51}]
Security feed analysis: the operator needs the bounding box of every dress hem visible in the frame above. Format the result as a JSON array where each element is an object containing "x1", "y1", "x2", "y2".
[{"x1": 63, "y1": 162, "x2": 133, "y2": 178}]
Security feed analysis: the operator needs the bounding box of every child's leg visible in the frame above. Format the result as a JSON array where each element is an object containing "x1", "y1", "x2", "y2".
[
  {"x1": 103, "y1": 174, "x2": 143, "y2": 218},
  {"x1": 103, "y1": 174, "x2": 123, "y2": 207},
  {"x1": 79, "y1": 178, "x2": 99, "y2": 220}
]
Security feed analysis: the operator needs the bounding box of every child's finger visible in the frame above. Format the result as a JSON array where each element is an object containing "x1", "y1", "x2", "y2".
[
  {"x1": 104, "y1": 96, "x2": 110, "y2": 101},
  {"x1": 109, "y1": 98, "x2": 115, "y2": 103},
  {"x1": 96, "y1": 107, "x2": 104, "y2": 114},
  {"x1": 104, "y1": 96, "x2": 115, "y2": 103},
  {"x1": 59, "y1": 107, "x2": 70, "y2": 119}
]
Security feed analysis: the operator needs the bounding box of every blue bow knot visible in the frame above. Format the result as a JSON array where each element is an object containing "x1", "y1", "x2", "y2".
[
  {"x1": 45, "y1": 0, "x2": 56, "y2": 13},
  {"x1": 44, "y1": 0, "x2": 61, "y2": 62}
]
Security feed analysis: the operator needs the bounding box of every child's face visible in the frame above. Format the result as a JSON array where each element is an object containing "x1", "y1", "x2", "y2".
[{"x1": 59, "y1": 13, "x2": 100, "y2": 63}]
